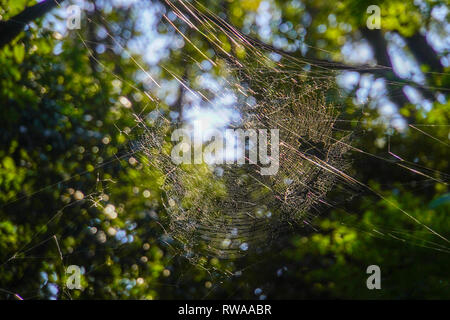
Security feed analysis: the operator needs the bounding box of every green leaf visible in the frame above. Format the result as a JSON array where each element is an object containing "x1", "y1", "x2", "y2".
[{"x1": 13, "y1": 44, "x2": 25, "y2": 64}]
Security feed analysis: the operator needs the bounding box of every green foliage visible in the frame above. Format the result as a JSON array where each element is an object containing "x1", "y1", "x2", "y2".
[{"x1": 0, "y1": 0, "x2": 448, "y2": 300}]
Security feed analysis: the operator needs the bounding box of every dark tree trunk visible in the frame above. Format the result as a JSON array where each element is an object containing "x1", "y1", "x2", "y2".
[
  {"x1": 404, "y1": 32, "x2": 443, "y2": 73},
  {"x1": 360, "y1": 28, "x2": 411, "y2": 109}
]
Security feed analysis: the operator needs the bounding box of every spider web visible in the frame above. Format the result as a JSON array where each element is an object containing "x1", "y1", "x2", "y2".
[{"x1": 132, "y1": 50, "x2": 353, "y2": 265}]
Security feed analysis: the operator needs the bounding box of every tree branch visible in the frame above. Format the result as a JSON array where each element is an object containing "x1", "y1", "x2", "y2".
[{"x1": 0, "y1": 0, "x2": 65, "y2": 49}]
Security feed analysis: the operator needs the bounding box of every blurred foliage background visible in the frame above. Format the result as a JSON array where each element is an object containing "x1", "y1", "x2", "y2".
[{"x1": 0, "y1": 0, "x2": 449, "y2": 299}]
